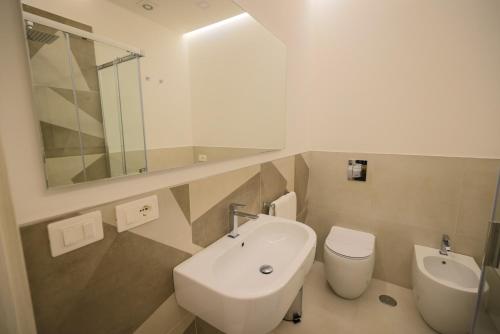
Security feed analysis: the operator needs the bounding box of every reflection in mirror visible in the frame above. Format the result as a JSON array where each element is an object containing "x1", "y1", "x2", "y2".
[{"x1": 22, "y1": 0, "x2": 287, "y2": 187}]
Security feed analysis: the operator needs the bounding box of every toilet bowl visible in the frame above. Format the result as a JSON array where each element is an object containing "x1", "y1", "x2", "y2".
[{"x1": 323, "y1": 226, "x2": 375, "y2": 299}]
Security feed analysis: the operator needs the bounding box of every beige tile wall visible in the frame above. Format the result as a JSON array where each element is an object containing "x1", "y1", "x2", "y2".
[{"x1": 307, "y1": 151, "x2": 500, "y2": 288}]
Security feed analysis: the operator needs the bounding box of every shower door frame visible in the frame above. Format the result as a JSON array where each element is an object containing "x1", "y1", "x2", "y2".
[
  {"x1": 472, "y1": 172, "x2": 500, "y2": 333},
  {"x1": 23, "y1": 12, "x2": 142, "y2": 55}
]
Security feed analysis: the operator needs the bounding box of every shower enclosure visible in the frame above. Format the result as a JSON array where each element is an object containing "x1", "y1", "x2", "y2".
[
  {"x1": 473, "y1": 173, "x2": 500, "y2": 333},
  {"x1": 97, "y1": 54, "x2": 147, "y2": 178},
  {"x1": 23, "y1": 11, "x2": 147, "y2": 187}
]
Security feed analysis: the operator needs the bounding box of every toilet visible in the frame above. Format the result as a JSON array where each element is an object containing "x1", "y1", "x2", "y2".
[{"x1": 323, "y1": 226, "x2": 375, "y2": 299}]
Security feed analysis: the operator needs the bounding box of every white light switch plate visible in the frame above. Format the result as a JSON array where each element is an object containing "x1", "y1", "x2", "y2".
[
  {"x1": 47, "y1": 211, "x2": 103, "y2": 257},
  {"x1": 115, "y1": 195, "x2": 159, "y2": 232}
]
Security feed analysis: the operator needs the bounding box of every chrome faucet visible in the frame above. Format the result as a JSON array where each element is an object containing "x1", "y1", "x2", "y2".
[
  {"x1": 439, "y1": 234, "x2": 451, "y2": 256},
  {"x1": 228, "y1": 203, "x2": 259, "y2": 238}
]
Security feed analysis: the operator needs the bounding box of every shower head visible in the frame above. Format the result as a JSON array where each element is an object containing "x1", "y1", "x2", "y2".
[{"x1": 25, "y1": 20, "x2": 59, "y2": 44}]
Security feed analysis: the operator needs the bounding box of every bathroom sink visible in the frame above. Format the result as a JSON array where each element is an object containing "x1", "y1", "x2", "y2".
[
  {"x1": 412, "y1": 245, "x2": 486, "y2": 334},
  {"x1": 174, "y1": 214, "x2": 316, "y2": 334}
]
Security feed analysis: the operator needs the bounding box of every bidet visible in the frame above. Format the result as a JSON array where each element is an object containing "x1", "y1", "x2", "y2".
[{"x1": 412, "y1": 245, "x2": 486, "y2": 334}]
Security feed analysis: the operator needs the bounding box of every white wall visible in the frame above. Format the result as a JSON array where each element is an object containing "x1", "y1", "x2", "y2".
[
  {"x1": 0, "y1": 142, "x2": 36, "y2": 334},
  {"x1": 187, "y1": 13, "x2": 287, "y2": 149},
  {"x1": 24, "y1": 0, "x2": 194, "y2": 151},
  {"x1": 0, "y1": 2, "x2": 37, "y2": 322},
  {"x1": 307, "y1": 0, "x2": 500, "y2": 158},
  {"x1": 0, "y1": 0, "x2": 309, "y2": 225}
]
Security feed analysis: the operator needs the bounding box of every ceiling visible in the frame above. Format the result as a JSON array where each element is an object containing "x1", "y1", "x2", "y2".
[{"x1": 108, "y1": 0, "x2": 243, "y2": 33}]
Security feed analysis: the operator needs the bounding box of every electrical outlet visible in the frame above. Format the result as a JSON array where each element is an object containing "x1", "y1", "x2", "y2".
[
  {"x1": 115, "y1": 195, "x2": 159, "y2": 232},
  {"x1": 198, "y1": 154, "x2": 208, "y2": 162}
]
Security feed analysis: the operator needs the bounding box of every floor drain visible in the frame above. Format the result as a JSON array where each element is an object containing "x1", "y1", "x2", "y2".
[
  {"x1": 379, "y1": 294, "x2": 397, "y2": 307},
  {"x1": 259, "y1": 264, "x2": 273, "y2": 274}
]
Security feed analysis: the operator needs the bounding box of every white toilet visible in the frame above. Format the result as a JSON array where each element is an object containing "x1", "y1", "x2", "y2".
[{"x1": 323, "y1": 226, "x2": 376, "y2": 299}]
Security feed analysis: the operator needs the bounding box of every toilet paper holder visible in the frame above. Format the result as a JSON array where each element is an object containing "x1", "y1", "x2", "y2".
[{"x1": 347, "y1": 160, "x2": 368, "y2": 181}]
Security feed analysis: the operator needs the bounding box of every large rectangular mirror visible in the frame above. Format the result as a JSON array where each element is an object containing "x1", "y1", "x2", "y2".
[{"x1": 21, "y1": 0, "x2": 287, "y2": 187}]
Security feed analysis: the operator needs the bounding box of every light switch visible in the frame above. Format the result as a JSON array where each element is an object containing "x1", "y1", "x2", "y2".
[
  {"x1": 116, "y1": 195, "x2": 159, "y2": 232},
  {"x1": 47, "y1": 211, "x2": 103, "y2": 257},
  {"x1": 83, "y1": 222, "x2": 95, "y2": 238},
  {"x1": 62, "y1": 225, "x2": 84, "y2": 247},
  {"x1": 126, "y1": 210, "x2": 140, "y2": 225}
]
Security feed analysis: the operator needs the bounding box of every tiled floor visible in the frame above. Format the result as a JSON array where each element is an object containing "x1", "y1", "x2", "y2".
[{"x1": 271, "y1": 262, "x2": 437, "y2": 334}]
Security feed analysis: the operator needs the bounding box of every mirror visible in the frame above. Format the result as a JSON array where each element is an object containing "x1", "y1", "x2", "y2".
[{"x1": 21, "y1": 0, "x2": 287, "y2": 187}]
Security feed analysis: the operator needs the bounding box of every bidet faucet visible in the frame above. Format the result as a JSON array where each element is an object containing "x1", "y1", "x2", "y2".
[
  {"x1": 228, "y1": 203, "x2": 259, "y2": 238},
  {"x1": 439, "y1": 234, "x2": 451, "y2": 256}
]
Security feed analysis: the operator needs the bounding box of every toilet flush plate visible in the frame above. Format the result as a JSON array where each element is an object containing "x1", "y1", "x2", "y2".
[{"x1": 47, "y1": 211, "x2": 103, "y2": 257}]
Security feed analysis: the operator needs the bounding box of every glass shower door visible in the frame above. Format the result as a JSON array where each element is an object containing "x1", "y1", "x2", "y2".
[
  {"x1": 97, "y1": 53, "x2": 147, "y2": 177},
  {"x1": 24, "y1": 15, "x2": 147, "y2": 186},
  {"x1": 26, "y1": 22, "x2": 87, "y2": 187},
  {"x1": 473, "y1": 173, "x2": 500, "y2": 333}
]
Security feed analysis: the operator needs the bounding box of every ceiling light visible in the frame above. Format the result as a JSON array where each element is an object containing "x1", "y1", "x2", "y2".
[
  {"x1": 183, "y1": 13, "x2": 249, "y2": 38},
  {"x1": 196, "y1": 1, "x2": 210, "y2": 9},
  {"x1": 142, "y1": 3, "x2": 154, "y2": 11}
]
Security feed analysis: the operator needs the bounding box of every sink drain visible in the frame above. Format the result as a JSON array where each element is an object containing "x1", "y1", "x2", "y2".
[
  {"x1": 379, "y1": 294, "x2": 397, "y2": 307},
  {"x1": 260, "y1": 264, "x2": 273, "y2": 274}
]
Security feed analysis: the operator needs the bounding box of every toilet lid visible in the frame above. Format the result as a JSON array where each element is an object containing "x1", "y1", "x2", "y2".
[{"x1": 325, "y1": 226, "x2": 375, "y2": 259}]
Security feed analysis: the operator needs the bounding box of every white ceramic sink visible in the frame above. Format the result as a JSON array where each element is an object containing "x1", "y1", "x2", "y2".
[
  {"x1": 174, "y1": 214, "x2": 316, "y2": 334},
  {"x1": 412, "y1": 245, "x2": 486, "y2": 334}
]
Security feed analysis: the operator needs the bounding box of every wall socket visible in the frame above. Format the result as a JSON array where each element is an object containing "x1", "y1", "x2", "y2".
[{"x1": 115, "y1": 195, "x2": 159, "y2": 232}]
